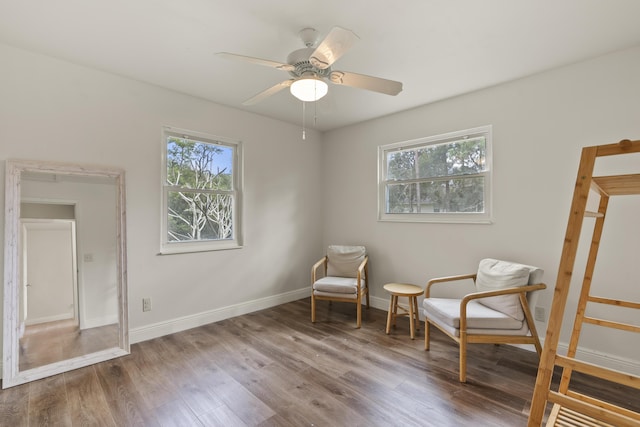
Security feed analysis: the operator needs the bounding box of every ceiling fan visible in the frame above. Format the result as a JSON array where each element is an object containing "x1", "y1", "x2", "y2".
[{"x1": 217, "y1": 26, "x2": 403, "y2": 105}]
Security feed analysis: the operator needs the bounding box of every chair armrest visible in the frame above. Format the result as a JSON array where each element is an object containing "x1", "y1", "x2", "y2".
[
  {"x1": 356, "y1": 256, "x2": 369, "y2": 290},
  {"x1": 357, "y1": 256, "x2": 368, "y2": 276},
  {"x1": 461, "y1": 283, "x2": 546, "y2": 304},
  {"x1": 425, "y1": 273, "x2": 477, "y2": 297},
  {"x1": 311, "y1": 256, "x2": 327, "y2": 283},
  {"x1": 459, "y1": 283, "x2": 547, "y2": 330}
]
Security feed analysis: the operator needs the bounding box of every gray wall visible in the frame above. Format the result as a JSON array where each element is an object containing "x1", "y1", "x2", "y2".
[
  {"x1": 0, "y1": 42, "x2": 324, "y2": 348},
  {"x1": 1, "y1": 40, "x2": 638, "y2": 376},
  {"x1": 323, "y1": 45, "x2": 640, "y2": 374}
]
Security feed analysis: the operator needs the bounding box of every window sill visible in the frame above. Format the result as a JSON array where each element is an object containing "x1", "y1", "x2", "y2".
[
  {"x1": 378, "y1": 214, "x2": 493, "y2": 224},
  {"x1": 159, "y1": 240, "x2": 243, "y2": 255}
]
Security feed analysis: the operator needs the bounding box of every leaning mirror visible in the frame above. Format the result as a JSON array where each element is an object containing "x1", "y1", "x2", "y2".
[{"x1": 2, "y1": 159, "x2": 129, "y2": 388}]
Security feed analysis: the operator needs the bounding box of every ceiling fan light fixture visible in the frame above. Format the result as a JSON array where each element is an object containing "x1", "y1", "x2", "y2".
[{"x1": 290, "y1": 77, "x2": 328, "y2": 102}]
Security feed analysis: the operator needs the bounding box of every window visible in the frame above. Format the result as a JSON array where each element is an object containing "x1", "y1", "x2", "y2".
[
  {"x1": 378, "y1": 126, "x2": 492, "y2": 223},
  {"x1": 161, "y1": 127, "x2": 243, "y2": 254}
]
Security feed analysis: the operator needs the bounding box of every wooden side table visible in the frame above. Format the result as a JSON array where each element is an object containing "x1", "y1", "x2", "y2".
[{"x1": 384, "y1": 283, "x2": 424, "y2": 339}]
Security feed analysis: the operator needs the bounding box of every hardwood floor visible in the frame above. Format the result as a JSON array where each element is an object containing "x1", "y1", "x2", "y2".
[{"x1": 1, "y1": 298, "x2": 638, "y2": 426}]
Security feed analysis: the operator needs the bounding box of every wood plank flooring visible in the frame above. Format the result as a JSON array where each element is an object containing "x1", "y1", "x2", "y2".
[{"x1": 1, "y1": 298, "x2": 638, "y2": 426}]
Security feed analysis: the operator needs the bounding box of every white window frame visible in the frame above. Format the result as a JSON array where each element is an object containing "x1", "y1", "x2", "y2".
[
  {"x1": 378, "y1": 125, "x2": 493, "y2": 224},
  {"x1": 160, "y1": 126, "x2": 243, "y2": 254}
]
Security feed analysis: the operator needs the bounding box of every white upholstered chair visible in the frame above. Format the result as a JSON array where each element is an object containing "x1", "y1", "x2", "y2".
[
  {"x1": 423, "y1": 258, "x2": 546, "y2": 382},
  {"x1": 311, "y1": 245, "x2": 369, "y2": 328}
]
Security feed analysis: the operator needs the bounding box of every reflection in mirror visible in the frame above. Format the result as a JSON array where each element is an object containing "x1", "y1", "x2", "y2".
[{"x1": 3, "y1": 160, "x2": 129, "y2": 388}]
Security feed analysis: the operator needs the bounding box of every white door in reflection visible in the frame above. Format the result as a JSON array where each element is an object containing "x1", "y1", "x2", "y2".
[{"x1": 23, "y1": 221, "x2": 77, "y2": 329}]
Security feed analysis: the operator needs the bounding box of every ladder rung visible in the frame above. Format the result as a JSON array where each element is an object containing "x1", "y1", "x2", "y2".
[
  {"x1": 583, "y1": 316, "x2": 640, "y2": 333},
  {"x1": 588, "y1": 296, "x2": 640, "y2": 310},
  {"x1": 584, "y1": 211, "x2": 604, "y2": 218},
  {"x1": 555, "y1": 355, "x2": 640, "y2": 389}
]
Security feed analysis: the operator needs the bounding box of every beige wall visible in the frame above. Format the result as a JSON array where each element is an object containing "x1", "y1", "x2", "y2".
[
  {"x1": 323, "y1": 45, "x2": 640, "y2": 374},
  {"x1": 0, "y1": 43, "x2": 324, "y2": 348},
  {"x1": 1, "y1": 40, "x2": 639, "y2": 376}
]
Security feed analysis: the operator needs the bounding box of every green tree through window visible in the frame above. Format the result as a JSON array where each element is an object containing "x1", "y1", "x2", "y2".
[
  {"x1": 379, "y1": 126, "x2": 492, "y2": 223},
  {"x1": 162, "y1": 128, "x2": 242, "y2": 253}
]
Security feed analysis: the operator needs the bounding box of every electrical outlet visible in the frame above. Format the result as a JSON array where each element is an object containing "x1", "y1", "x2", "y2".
[
  {"x1": 534, "y1": 306, "x2": 546, "y2": 322},
  {"x1": 143, "y1": 297, "x2": 152, "y2": 312}
]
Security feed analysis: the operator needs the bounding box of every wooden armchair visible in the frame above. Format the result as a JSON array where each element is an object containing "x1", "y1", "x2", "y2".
[
  {"x1": 311, "y1": 245, "x2": 369, "y2": 328},
  {"x1": 423, "y1": 258, "x2": 546, "y2": 382}
]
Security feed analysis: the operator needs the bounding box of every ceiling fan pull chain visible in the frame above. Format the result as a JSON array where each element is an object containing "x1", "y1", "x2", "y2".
[
  {"x1": 314, "y1": 95, "x2": 318, "y2": 127},
  {"x1": 302, "y1": 101, "x2": 306, "y2": 140}
]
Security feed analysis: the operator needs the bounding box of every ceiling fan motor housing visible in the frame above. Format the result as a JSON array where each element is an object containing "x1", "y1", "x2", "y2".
[
  {"x1": 218, "y1": 25, "x2": 402, "y2": 105},
  {"x1": 286, "y1": 47, "x2": 331, "y2": 79}
]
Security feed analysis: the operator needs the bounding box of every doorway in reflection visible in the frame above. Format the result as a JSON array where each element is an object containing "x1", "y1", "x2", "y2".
[
  {"x1": 18, "y1": 173, "x2": 120, "y2": 373},
  {"x1": 22, "y1": 219, "x2": 77, "y2": 333}
]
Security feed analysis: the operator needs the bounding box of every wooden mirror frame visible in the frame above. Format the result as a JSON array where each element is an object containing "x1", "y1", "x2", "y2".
[{"x1": 2, "y1": 159, "x2": 129, "y2": 388}]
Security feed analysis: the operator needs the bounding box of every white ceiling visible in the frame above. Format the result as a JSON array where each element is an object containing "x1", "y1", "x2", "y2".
[{"x1": 2, "y1": 0, "x2": 640, "y2": 131}]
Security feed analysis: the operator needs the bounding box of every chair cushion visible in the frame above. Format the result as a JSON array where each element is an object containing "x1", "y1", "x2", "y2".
[
  {"x1": 313, "y1": 276, "x2": 359, "y2": 294},
  {"x1": 423, "y1": 297, "x2": 524, "y2": 331},
  {"x1": 326, "y1": 245, "x2": 366, "y2": 278},
  {"x1": 476, "y1": 258, "x2": 530, "y2": 321}
]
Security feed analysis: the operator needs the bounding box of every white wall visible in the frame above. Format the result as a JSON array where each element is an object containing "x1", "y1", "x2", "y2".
[
  {"x1": 1, "y1": 40, "x2": 638, "y2": 376},
  {"x1": 0, "y1": 43, "x2": 324, "y2": 347},
  {"x1": 323, "y1": 45, "x2": 640, "y2": 373}
]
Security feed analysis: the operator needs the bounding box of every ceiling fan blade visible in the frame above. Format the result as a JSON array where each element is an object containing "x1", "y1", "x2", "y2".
[
  {"x1": 217, "y1": 52, "x2": 294, "y2": 72},
  {"x1": 242, "y1": 80, "x2": 294, "y2": 105},
  {"x1": 309, "y1": 26, "x2": 359, "y2": 70},
  {"x1": 329, "y1": 71, "x2": 403, "y2": 96}
]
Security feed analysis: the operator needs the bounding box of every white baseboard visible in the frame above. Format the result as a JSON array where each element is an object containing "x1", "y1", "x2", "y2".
[
  {"x1": 83, "y1": 314, "x2": 119, "y2": 330},
  {"x1": 554, "y1": 342, "x2": 640, "y2": 376},
  {"x1": 129, "y1": 287, "x2": 311, "y2": 344},
  {"x1": 370, "y1": 295, "x2": 391, "y2": 312},
  {"x1": 25, "y1": 312, "x2": 74, "y2": 326}
]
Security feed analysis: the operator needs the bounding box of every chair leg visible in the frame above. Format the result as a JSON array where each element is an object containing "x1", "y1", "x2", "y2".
[
  {"x1": 459, "y1": 333, "x2": 467, "y2": 383},
  {"x1": 311, "y1": 294, "x2": 316, "y2": 323},
  {"x1": 356, "y1": 298, "x2": 362, "y2": 329},
  {"x1": 424, "y1": 320, "x2": 430, "y2": 350},
  {"x1": 365, "y1": 288, "x2": 370, "y2": 308},
  {"x1": 533, "y1": 335, "x2": 542, "y2": 355}
]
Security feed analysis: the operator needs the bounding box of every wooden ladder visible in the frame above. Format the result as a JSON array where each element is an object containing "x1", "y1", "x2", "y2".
[{"x1": 528, "y1": 139, "x2": 640, "y2": 427}]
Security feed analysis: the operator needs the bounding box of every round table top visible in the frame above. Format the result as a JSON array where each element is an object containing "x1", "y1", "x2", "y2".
[{"x1": 383, "y1": 283, "x2": 424, "y2": 296}]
